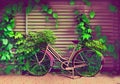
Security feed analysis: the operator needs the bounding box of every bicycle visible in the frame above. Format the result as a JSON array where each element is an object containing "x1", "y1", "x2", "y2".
[{"x1": 26, "y1": 40, "x2": 104, "y2": 77}]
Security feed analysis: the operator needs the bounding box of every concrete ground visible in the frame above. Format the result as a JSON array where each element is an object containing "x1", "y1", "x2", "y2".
[{"x1": 0, "y1": 73, "x2": 120, "y2": 84}]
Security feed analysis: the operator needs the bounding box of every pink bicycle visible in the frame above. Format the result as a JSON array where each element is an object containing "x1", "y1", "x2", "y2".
[{"x1": 26, "y1": 40, "x2": 103, "y2": 77}]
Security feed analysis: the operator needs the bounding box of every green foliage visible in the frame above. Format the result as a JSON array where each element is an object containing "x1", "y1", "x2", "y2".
[
  {"x1": 74, "y1": 10, "x2": 79, "y2": 15},
  {"x1": 4, "y1": 65, "x2": 15, "y2": 74},
  {"x1": 53, "y1": 13, "x2": 58, "y2": 19},
  {"x1": 76, "y1": 13, "x2": 92, "y2": 46},
  {"x1": 26, "y1": 4, "x2": 33, "y2": 15},
  {"x1": 89, "y1": 10, "x2": 96, "y2": 19},
  {"x1": 42, "y1": 5, "x2": 48, "y2": 12},
  {"x1": 85, "y1": 40, "x2": 107, "y2": 52},
  {"x1": 41, "y1": 5, "x2": 58, "y2": 28},
  {"x1": 70, "y1": 0, "x2": 75, "y2": 6},
  {"x1": 15, "y1": 30, "x2": 56, "y2": 55},
  {"x1": 109, "y1": 4, "x2": 118, "y2": 13},
  {"x1": 82, "y1": 0, "x2": 91, "y2": 6},
  {"x1": 34, "y1": 0, "x2": 40, "y2": 3},
  {"x1": 47, "y1": 9, "x2": 53, "y2": 14}
]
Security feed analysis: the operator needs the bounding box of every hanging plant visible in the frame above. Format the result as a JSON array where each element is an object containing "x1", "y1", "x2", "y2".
[
  {"x1": 41, "y1": 4, "x2": 58, "y2": 28},
  {"x1": 109, "y1": 4, "x2": 118, "y2": 13}
]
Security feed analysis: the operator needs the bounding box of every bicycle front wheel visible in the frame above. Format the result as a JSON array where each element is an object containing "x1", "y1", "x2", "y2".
[
  {"x1": 73, "y1": 49, "x2": 103, "y2": 77},
  {"x1": 26, "y1": 51, "x2": 51, "y2": 76}
]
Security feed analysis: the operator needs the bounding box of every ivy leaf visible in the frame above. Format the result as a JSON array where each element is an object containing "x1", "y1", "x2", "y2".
[
  {"x1": 17, "y1": 3, "x2": 23, "y2": 13},
  {"x1": 47, "y1": 9, "x2": 53, "y2": 14},
  {"x1": 53, "y1": 13, "x2": 58, "y2": 19},
  {"x1": 2, "y1": 14, "x2": 9, "y2": 22},
  {"x1": 1, "y1": 51, "x2": 10, "y2": 60},
  {"x1": 82, "y1": 14, "x2": 90, "y2": 23},
  {"x1": 5, "y1": 6, "x2": 12, "y2": 14},
  {"x1": 100, "y1": 36, "x2": 107, "y2": 43},
  {"x1": 95, "y1": 26, "x2": 101, "y2": 33},
  {"x1": 107, "y1": 44, "x2": 115, "y2": 52},
  {"x1": 4, "y1": 31, "x2": 14, "y2": 37},
  {"x1": 109, "y1": 4, "x2": 118, "y2": 13},
  {"x1": 34, "y1": 0, "x2": 40, "y2": 3},
  {"x1": 74, "y1": 10, "x2": 79, "y2": 15},
  {"x1": 42, "y1": 5, "x2": 48, "y2": 12},
  {"x1": 82, "y1": 34, "x2": 91, "y2": 40},
  {"x1": 45, "y1": 16, "x2": 49, "y2": 22},
  {"x1": 55, "y1": 23, "x2": 58, "y2": 28},
  {"x1": 70, "y1": 0, "x2": 75, "y2": 6},
  {"x1": 2, "y1": 39, "x2": 8, "y2": 45},
  {"x1": 6, "y1": 43, "x2": 13, "y2": 50},
  {"x1": 26, "y1": 5, "x2": 33, "y2": 15},
  {"x1": 12, "y1": 4, "x2": 17, "y2": 14},
  {"x1": 87, "y1": 29, "x2": 92, "y2": 33},
  {"x1": 1, "y1": 56, "x2": 6, "y2": 60},
  {"x1": 89, "y1": 11, "x2": 96, "y2": 19},
  {"x1": 15, "y1": 32, "x2": 23, "y2": 39},
  {"x1": 7, "y1": 24, "x2": 13, "y2": 31},
  {"x1": 4, "y1": 65, "x2": 15, "y2": 74},
  {"x1": 82, "y1": 0, "x2": 91, "y2": 6}
]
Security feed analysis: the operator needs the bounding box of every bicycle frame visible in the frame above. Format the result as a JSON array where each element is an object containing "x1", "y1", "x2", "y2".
[{"x1": 45, "y1": 44, "x2": 78, "y2": 65}]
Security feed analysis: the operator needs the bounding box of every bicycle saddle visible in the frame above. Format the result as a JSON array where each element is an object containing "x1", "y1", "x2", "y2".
[{"x1": 72, "y1": 40, "x2": 79, "y2": 44}]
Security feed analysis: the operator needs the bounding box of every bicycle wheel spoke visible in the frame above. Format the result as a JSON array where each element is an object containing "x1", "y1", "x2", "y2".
[
  {"x1": 26, "y1": 51, "x2": 51, "y2": 76},
  {"x1": 73, "y1": 49, "x2": 102, "y2": 77}
]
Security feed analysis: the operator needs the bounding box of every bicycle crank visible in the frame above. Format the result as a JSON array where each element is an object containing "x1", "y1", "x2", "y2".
[{"x1": 65, "y1": 64, "x2": 87, "y2": 70}]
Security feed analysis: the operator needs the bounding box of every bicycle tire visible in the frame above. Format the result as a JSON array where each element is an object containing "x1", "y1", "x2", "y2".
[
  {"x1": 26, "y1": 51, "x2": 52, "y2": 76},
  {"x1": 73, "y1": 49, "x2": 103, "y2": 77}
]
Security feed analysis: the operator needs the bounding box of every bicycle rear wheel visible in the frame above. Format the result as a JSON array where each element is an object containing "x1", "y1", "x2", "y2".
[
  {"x1": 73, "y1": 49, "x2": 103, "y2": 77},
  {"x1": 26, "y1": 51, "x2": 52, "y2": 76}
]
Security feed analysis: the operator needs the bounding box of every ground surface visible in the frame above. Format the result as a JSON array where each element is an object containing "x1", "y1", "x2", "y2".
[{"x1": 0, "y1": 73, "x2": 120, "y2": 84}]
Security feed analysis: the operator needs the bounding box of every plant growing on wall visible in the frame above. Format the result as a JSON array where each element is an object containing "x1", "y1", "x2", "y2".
[
  {"x1": 74, "y1": 10, "x2": 107, "y2": 56},
  {"x1": 0, "y1": 0, "x2": 58, "y2": 74},
  {"x1": 13, "y1": 30, "x2": 56, "y2": 74}
]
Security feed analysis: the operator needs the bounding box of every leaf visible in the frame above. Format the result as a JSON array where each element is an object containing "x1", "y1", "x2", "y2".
[
  {"x1": 1, "y1": 56, "x2": 6, "y2": 60},
  {"x1": 107, "y1": 44, "x2": 115, "y2": 52},
  {"x1": 1, "y1": 51, "x2": 10, "y2": 60},
  {"x1": 109, "y1": 4, "x2": 118, "y2": 13},
  {"x1": 26, "y1": 5, "x2": 33, "y2": 15},
  {"x1": 99, "y1": 38, "x2": 104, "y2": 43},
  {"x1": 87, "y1": 29, "x2": 92, "y2": 33},
  {"x1": 42, "y1": 5, "x2": 48, "y2": 12},
  {"x1": 82, "y1": 0, "x2": 91, "y2": 6},
  {"x1": 82, "y1": 34, "x2": 91, "y2": 40},
  {"x1": 6, "y1": 43, "x2": 13, "y2": 50},
  {"x1": 34, "y1": 0, "x2": 40, "y2": 3},
  {"x1": 2, "y1": 39, "x2": 8, "y2": 45},
  {"x1": 17, "y1": 3, "x2": 23, "y2": 13},
  {"x1": 2, "y1": 14, "x2": 9, "y2": 22},
  {"x1": 15, "y1": 32, "x2": 23, "y2": 39},
  {"x1": 100, "y1": 36, "x2": 107, "y2": 43},
  {"x1": 74, "y1": 10, "x2": 79, "y2": 15},
  {"x1": 6, "y1": 24, "x2": 13, "y2": 31},
  {"x1": 47, "y1": 9, "x2": 53, "y2": 14},
  {"x1": 4, "y1": 65, "x2": 15, "y2": 74},
  {"x1": 89, "y1": 11, "x2": 96, "y2": 19},
  {"x1": 4, "y1": 31, "x2": 14, "y2": 37},
  {"x1": 12, "y1": 4, "x2": 17, "y2": 14},
  {"x1": 95, "y1": 26, "x2": 101, "y2": 33},
  {"x1": 45, "y1": 16, "x2": 49, "y2": 22},
  {"x1": 53, "y1": 13, "x2": 58, "y2": 19},
  {"x1": 5, "y1": 6, "x2": 12, "y2": 14},
  {"x1": 82, "y1": 14, "x2": 90, "y2": 23},
  {"x1": 70, "y1": 0, "x2": 75, "y2": 6}
]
